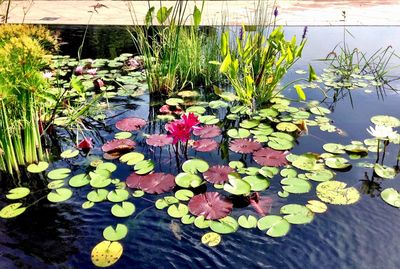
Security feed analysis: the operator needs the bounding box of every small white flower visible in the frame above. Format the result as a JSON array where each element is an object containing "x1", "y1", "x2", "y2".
[
  {"x1": 367, "y1": 125, "x2": 397, "y2": 140},
  {"x1": 42, "y1": 71, "x2": 53, "y2": 79}
]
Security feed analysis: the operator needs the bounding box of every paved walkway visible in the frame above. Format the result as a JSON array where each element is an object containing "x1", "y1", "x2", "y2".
[{"x1": 1, "y1": 0, "x2": 400, "y2": 26}]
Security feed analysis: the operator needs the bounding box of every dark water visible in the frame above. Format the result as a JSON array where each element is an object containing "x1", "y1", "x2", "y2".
[{"x1": 1, "y1": 26, "x2": 400, "y2": 269}]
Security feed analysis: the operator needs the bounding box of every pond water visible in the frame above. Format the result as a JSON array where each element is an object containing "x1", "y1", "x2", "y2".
[{"x1": 1, "y1": 26, "x2": 400, "y2": 269}]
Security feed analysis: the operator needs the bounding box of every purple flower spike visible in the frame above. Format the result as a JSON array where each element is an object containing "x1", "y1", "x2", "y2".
[{"x1": 274, "y1": 7, "x2": 278, "y2": 17}]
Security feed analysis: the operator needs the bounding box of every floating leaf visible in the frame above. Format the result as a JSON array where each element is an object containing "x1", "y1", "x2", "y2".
[
  {"x1": 167, "y1": 203, "x2": 189, "y2": 218},
  {"x1": 165, "y1": 97, "x2": 184, "y2": 106},
  {"x1": 182, "y1": 158, "x2": 209, "y2": 174},
  {"x1": 47, "y1": 180, "x2": 64, "y2": 189},
  {"x1": 193, "y1": 125, "x2": 221, "y2": 138},
  {"x1": 370, "y1": 115, "x2": 400, "y2": 128},
  {"x1": 316, "y1": 181, "x2": 360, "y2": 205},
  {"x1": 192, "y1": 139, "x2": 218, "y2": 152},
  {"x1": 140, "y1": 173, "x2": 176, "y2": 194},
  {"x1": 381, "y1": 188, "x2": 400, "y2": 208},
  {"x1": 306, "y1": 200, "x2": 327, "y2": 213},
  {"x1": 201, "y1": 232, "x2": 221, "y2": 247},
  {"x1": 194, "y1": 215, "x2": 212, "y2": 229},
  {"x1": 91, "y1": 241, "x2": 123, "y2": 267},
  {"x1": 82, "y1": 201, "x2": 94, "y2": 209},
  {"x1": 27, "y1": 161, "x2": 49, "y2": 173},
  {"x1": 134, "y1": 160, "x2": 154, "y2": 175},
  {"x1": 243, "y1": 175, "x2": 270, "y2": 191},
  {"x1": 325, "y1": 157, "x2": 351, "y2": 170},
  {"x1": 253, "y1": 147, "x2": 288, "y2": 167},
  {"x1": 146, "y1": 134, "x2": 173, "y2": 147},
  {"x1": 107, "y1": 189, "x2": 129, "y2": 202},
  {"x1": 323, "y1": 143, "x2": 345, "y2": 154},
  {"x1": 238, "y1": 215, "x2": 258, "y2": 228},
  {"x1": 209, "y1": 100, "x2": 228, "y2": 109},
  {"x1": 257, "y1": 215, "x2": 291, "y2": 237},
  {"x1": 87, "y1": 189, "x2": 109, "y2": 202},
  {"x1": 103, "y1": 224, "x2": 128, "y2": 241},
  {"x1": 175, "y1": 189, "x2": 194, "y2": 201},
  {"x1": 268, "y1": 135, "x2": 294, "y2": 150},
  {"x1": 223, "y1": 173, "x2": 251, "y2": 196},
  {"x1": 240, "y1": 119, "x2": 260, "y2": 129},
  {"x1": 310, "y1": 106, "x2": 331, "y2": 116},
  {"x1": 178, "y1": 90, "x2": 199, "y2": 98},
  {"x1": 97, "y1": 162, "x2": 117, "y2": 173},
  {"x1": 281, "y1": 177, "x2": 312, "y2": 194},
  {"x1": 111, "y1": 202, "x2": 135, "y2": 217},
  {"x1": 229, "y1": 139, "x2": 261, "y2": 154},
  {"x1": 186, "y1": 106, "x2": 206, "y2": 115},
  {"x1": 280, "y1": 204, "x2": 314, "y2": 224},
  {"x1": 6, "y1": 187, "x2": 30, "y2": 200},
  {"x1": 47, "y1": 168, "x2": 71, "y2": 180},
  {"x1": 175, "y1": 173, "x2": 203, "y2": 188},
  {"x1": 119, "y1": 152, "x2": 145, "y2": 165},
  {"x1": 291, "y1": 154, "x2": 321, "y2": 171},
  {"x1": 210, "y1": 216, "x2": 238, "y2": 234},
  {"x1": 181, "y1": 214, "x2": 195, "y2": 224},
  {"x1": 374, "y1": 164, "x2": 396, "y2": 179},
  {"x1": 344, "y1": 144, "x2": 368, "y2": 154},
  {"x1": 0, "y1": 203, "x2": 26, "y2": 218},
  {"x1": 69, "y1": 174, "x2": 90, "y2": 187},
  {"x1": 203, "y1": 165, "x2": 234, "y2": 184},
  {"x1": 278, "y1": 190, "x2": 289, "y2": 198},
  {"x1": 90, "y1": 170, "x2": 112, "y2": 188},
  {"x1": 47, "y1": 188, "x2": 73, "y2": 203},
  {"x1": 60, "y1": 148, "x2": 79, "y2": 159},
  {"x1": 227, "y1": 128, "x2": 251, "y2": 139},
  {"x1": 102, "y1": 139, "x2": 136, "y2": 153},
  {"x1": 155, "y1": 196, "x2": 179, "y2": 210},
  {"x1": 199, "y1": 115, "x2": 219, "y2": 125},
  {"x1": 188, "y1": 192, "x2": 233, "y2": 220},
  {"x1": 115, "y1": 131, "x2": 132, "y2": 139},
  {"x1": 305, "y1": 169, "x2": 335, "y2": 182},
  {"x1": 115, "y1": 117, "x2": 146, "y2": 131},
  {"x1": 229, "y1": 161, "x2": 244, "y2": 169},
  {"x1": 132, "y1": 190, "x2": 145, "y2": 198},
  {"x1": 276, "y1": 122, "x2": 298, "y2": 132}
]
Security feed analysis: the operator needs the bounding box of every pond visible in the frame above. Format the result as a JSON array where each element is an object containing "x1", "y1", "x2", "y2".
[{"x1": 1, "y1": 25, "x2": 400, "y2": 269}]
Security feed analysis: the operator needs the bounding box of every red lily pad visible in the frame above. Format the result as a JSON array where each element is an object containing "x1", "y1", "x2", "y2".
[
  {"x1": 115, "y1": 117, "x2": 146, "y2": 131},
  {"x1": 193, "y1": 125, "x2": 221, "y2": 138},
  {"x1": 192, "y1": 139, "x2": 218, "y2": 152},
  {"x1": 253, "y1": 147, "x2": 288, "y2": 167},
  {"x1": 126, "y1": 172, "x2": 175, "y2": 194},
  {"x1": 188, "y1": 192, "x2": 233, "y2": 220},
  {"x1": 146, "y1": 134, "x2": 173, "y2": 147},
  {"x1": 203, "y1": 165, "x2": 234, "y2": 184},
  {"x1": 77, "y1": 137, "x2": 93, "y2": 151},
  {"x1": 229, "y1": 139, "x2": 262, "y2": 154},
  {"x1": 249, "y1": 192, "x2": 273, "y2": 216},
  {"x1": 102, "y1": 139, "x2": 136, "y2": 153}
]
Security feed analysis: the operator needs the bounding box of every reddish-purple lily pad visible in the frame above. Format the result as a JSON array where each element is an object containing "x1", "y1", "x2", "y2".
[
  {"x1": 146, "y1": 134, "x2": 173, "y2": 147},
  {"x1": 126, "y1": 172, "x2": 176, "y2": 194},
  {"x1": 192, "y1": 139, "x2": 218, "y2": 152},
  {"x1": 229, "y1": 139, "x2": 262, "y2": 154},
  {"x1": 203, "y1": 165, "x2": 234, "y2": 184},
  {"x1": 188, "y1": 192, "x2": 233, "y2": 220},
  {"x1": 102, "y1": 139, "x2": 136, "y2": 153},
  {"x1": 253, "y1": 147, "x2": 288, "y2": 167},
  {"x1": 193, "y1": 125, "x2": 222, "y2": 138},
  {"x1": 115, "y1": 117, "x2": 146, "y2": 131}
]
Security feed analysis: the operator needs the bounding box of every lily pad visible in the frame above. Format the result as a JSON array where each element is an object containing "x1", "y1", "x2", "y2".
[
  {"x1": 292, "y1": 154, "x2": 321, "y2": 171},
  {"x1": 47, "y1": 188, "x2": 73, "y2": 203},
  {"x1": 167, "y1": 203, "x2": 189, "y2": 218},
  {"x1": 323, "y1": 143, "x2": 346, "y2": 154},
  {"x1": 97, "y1": 162, "x2": 117, "y2": 173},
  {"x1": 210, "y1": 216, "x2": 239, "y2": 234},
  {"x1": 6, "y1": 187, "x2": 30, "y2": 200},
  {"x1": 374, "y1": 164, "x2": 396, "y2": 179},
  {"x1": 201, "y1": 232, "x2": 221, "y2": 247},
  {"x1": 253, "y1": 147, "x2": 288, "y2": 167},
  {"x1": 155, "y1": 196, "x2": 179, "y2": 210},
  {"x1": 91, "y1": 241, "x2": 123, "y2": 267},
  {"x1": 276, "y1": 122, "x2": 298, "y2": 132},
  {"x1": 27, "y1": 161, "x2": 49, "y2": 173},
  {"x1": 325, "y1": 157, "x2": 351, "y2": 170},
  {"x1": 371, "y1": 115, "x2": 400, "y2": 128},
  {"x1": 115, "y1": 132, "x2": 132, "y2": 139},
  {"x1": 107, "y1": 189, "x2": 129, "y2": 202},
  {"x1": 47, "y1": 168, "x2": 71, "y2": 180},
  {"x1": 281, "y1": 178, "x2": 312, "y2": 194},
  {"x1": 194, "y1": 215, "x2": 212, "y2": 229},
  {"x1": 60, "y1": 148, "x2": 79, "y2": 159},
  {"x1": 229, "y1": 139, "x2": 262, "y2": 154},
  {"x1": 111, "y1": 202, "x2": 136, "y2": 217},
  {"x1": 193, "y1": 125, "x2": 221, "y2": 139},
  {"x1": 280, "y1": 204, "x2": 314, "y2": 224},
  {"x1": 199, "y1": 115, "x2": 219, "y2": 125},
  {"x1": 119, "y1": 152, "x2": 145, "y2": 165},
  {"x1": 203, "y1": 165, "x2": 233, "y2": 184},
  {"x1": 192, "y1": 139, "x2": 218, "y2": 152},
  {"x1": 305, "y1": 169, "x2": 335, "y2": 182},
  {"x1": 166, "y1": 98, "x2": 184, "y2": 106},
  {"x1": 47, "y1": 180, "x2": 65, "y2": 189},
  {"x1": 146, "y1": 134, "x2": 173, "y2": 147},
  {"x1": 175, "y1": 173, "x2": 203, "y2": 188},
  {"x1": 257, "y1": 215, "x2": 291, "y2": 237},
  {"x1": 0, "y1": 203, "x2": 26, "y2": 218},
  {"x1": 209, "y1": 100, "x2": 228, "y2": 109},
  {"x1": 243, "y1": 175, "x2": 270, "y2": 191},
  {"x1": 306, "y1": 200, "x2": 328, "y2": 213},
  {"x1": 381, "y1": 188, "x2": 400, "y2": 208},
  {"x1": 69, "y1": 174, "x2": 90, "y2": 187},
  {"x1": 316, "y1": 181, "x2": 360, "y2": 205},
  {"x1": 82, "y1": 201, "x2": 94, "y2": 209},
  {"x1": 87, "y1": 189, "x2": 109, "y2": 202},
  {"x1": 223, "y1": 173, "x2": 251, "y2": 196},
  {"x1": 134, "y1": 160, "x2": 154, "y2": 175},
  {"x1": 181, "y1": 214, "x2": 196, "y2": 224},
  {"x1": 182, "y1": 159, "x2": 209, "y2": 174},
  {"x1": 227, "y1": 128, "x2": 251, "y2": 139},
  {"x1": 240, "y1": 119, "x2": 260, "y2": 129},
  {"x1": 186, "y1": 106, "x2": 206, "y2": 115},
  {"x1": 175, "y1": 189, "x2": 194, "y2": 201},
  {"x1": 188, "y1": 192, "x2": 233, "y2": 220},
  {"x1": 103, "y1": 224, "x2": 128, "y2": 241},
  {"x1": 268, "y1": 135, "x2": 294, "y2": 150},
  {"x1": 238, "y1": 215, "x2": 258, "y2": 229},
  {"x1": 115, "y1": 117, "x2": 146, "y2": 131}
]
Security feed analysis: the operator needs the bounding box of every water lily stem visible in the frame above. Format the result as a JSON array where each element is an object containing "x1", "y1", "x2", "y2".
[
  {"x1": 376, "y1": 139, "x2": 380, "y2": 163},
  {"x1": 381, "y1": 140, "x2": 389, "y2": 165}
]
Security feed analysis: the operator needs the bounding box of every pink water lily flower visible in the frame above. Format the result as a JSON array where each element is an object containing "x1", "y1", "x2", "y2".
[
  {"x1": 87, "y1": 68, "x2": 97, "y2": 75},
  {"x1": 165, "y1": 112, "x2": 200, "y2": 144},
  {"x1": 181, "y1": 112, "x2": 200, "y2": 130},
  {"x1": 75, "y1": 66, "x2": 84, "y2": 75},
  {"x1": 77, "y1": 137, "x2": 93, "y2": 151}
]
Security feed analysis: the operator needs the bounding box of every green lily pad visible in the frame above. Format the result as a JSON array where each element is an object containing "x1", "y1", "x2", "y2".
[
  {"x1": 91, "y1": 241, "x2": 123, "y2": 268},
  {"x1": 97, "y1": 162, "x2": 117, "y2": 173},
  {"x1": 223, "y1": 173, "x2": 251, "y2": 196},
  {"x1": 107, "y1": 189, "x2": 129, "y2": 202},
  {"x1": 199, "y1": 115, "x2": 219, "y2": 125},
  {"x1": 258, "y1": 167, "x2": 279, "y2": 179},
  {"x1": 209, "y1": 100, "x2": 228, "y2": 109},
  {"x1": 227, "y1": 128, "x2": 251, "y2": 139},
  {"x1": 325, "y1": 157, "x2": 351, "y2": 170},
  {"x1": 281, "y1": 177, "x2": 312, "y2": 194},
  {"x1": 87, "y1": 189, "x2": 109, "y2": 202},
  {"x1": 186, "y1": 106, "x2": 206, "y2": 114},
  {"x1": 240, "y1": 120, "x2": 260, "y2": 129},
  {"x1": 310, "y1": 106, "x2": 331, "y2": 116},
  {"x1": 155, "y1": 196, "x2": 179, "y2": 209},
  {"x1": 132, "y1": 190, "x2": 145, "y2": 198},
  {"x1": 292, "y1": 154, "x2": 321, "y2": 171},
  {"x1": 257, "y1": 215, "x2": 291, "y2": 237},
  {"x1": 316, "y1": 180, "x2": 360, "y2": 205},
  {"x1": 115, "y1": 132, "x2": 132, "y2": 139},
  {"x1": 259, "y1": 108, "x2": 279, "y2": 118},
  {"x1": 82, "y1": 201, "x2": 94, "y2": 209},
  {"x1": 229, "y1": 161, "x2": 245, "y2": 169},
  {"x1": 27, "y1": 161, "x2": 49, "y2": 173},
  {"x1": 60, "y1": 149, "x2": 79, "y2": 159},
  {"x1": 381, "y1": 188, "x2": 400, "y2": 208},
  {"x1": 323, "y1": 143, "x2": 345, "y2": 154},
  {"x1": 47, "y1": 180, "x2": 65, "y2": 189},
  {"x1": 182, "y1": 159, "x2": 209, "y2": 174},
  {"x1": 103, "y1": 224, "x2": 128, "y2": 241},
  {"x1": 134, "y1": 160, "x2": 154, "y2": 175},
  {"x1": 306, "y1": 200, "x2": 327, "y2": 213},
  {"x1": 166, "y1": 98, "x2": 184, "y2": 106},
  {"x1": 175, "y1": 173, "x2": 203, "y2": 188},
  {"x1": 276, "y1": 122, "x2": 298, "y2": 132},
  {"x1": 47, "y1": 168, "x2": 71, "y2": 180},
  {"x1": 280, "y1": 168, "x2": 298, "y2": 178},
  {"x1": 374, "y1": 164, "x2": 396, "y2": 179},
  {"x1": 201, "y1": 232, "x2": 222, "y2": 247},
  {"x1": 243, "y1": 175, "x2": 270, "y2": 191},
  {"x1": 0, "y1": 203, "x2": 26, "y2": 218},
  {"x1": 344, "y1": 144, "x2": 368, "y2": 154},
  {"x1": 178, "y1": 90, "x2": 200, "y2": 98},
  {"x1": 47, "y1": 188, "x2": 73, "y2": 203},
  {"x1": 6, "y1": 187, "x2": 30, "y2": 200},
  {"x1": 278, "y1": 190, "x2": 289, "y2": 198},
  {"x1": 305, "y1": 169, "x2": 335, "y2": 182},
  {"x1": 69, "y1": 174, "x2": 90, "y2": 187},
  {"x1": 194, "y1": 215, "x2": 212, "y2": 229},
  {"x1": 210, "y1": 216, "x2": 239, "y2": 234},
  {"x1": 175, "y1": 189, "x2": 194, "y2": 201},
  {"x1": 167, "y1": 203, "x2": 189, "y2": 218},
  {"x1": 238, "y1": 215, "x2": 258, "y2": 229},
  {"x1": 111, "y1": 202, "x2": 135, "y2": 217},
  {"x1": 120, "y1": 152, "x2": 145, "y2": 165},
  {"x1": 371, "y1": 115, "x2": 400, "y2": 127},
  {"x1": 268, "y1": 134, "x2": 294, "y2": 151},
  {"x1": 280, "y1": 204, "x2": 314, "y2": 224},
  {"x1": 90, "y1": 171, "x2": 112, "y2": 188}
]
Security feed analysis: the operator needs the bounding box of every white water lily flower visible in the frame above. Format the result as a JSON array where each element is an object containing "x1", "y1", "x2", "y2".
[{"x1": 367, "y1": 125, "x2": 397, "y2": 140}]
